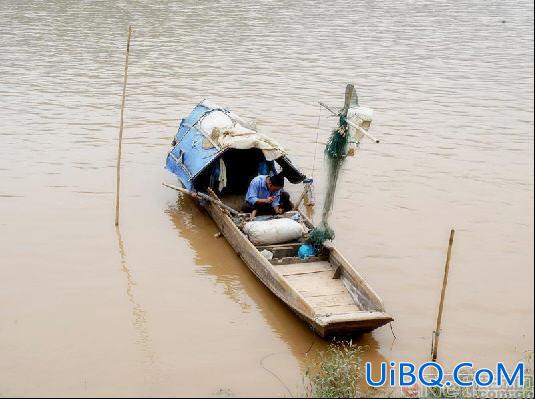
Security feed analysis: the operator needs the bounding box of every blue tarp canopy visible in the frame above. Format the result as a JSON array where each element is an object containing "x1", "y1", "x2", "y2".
[{"x1": 165, "y1": 102, "x2": 220, "y2": 190}]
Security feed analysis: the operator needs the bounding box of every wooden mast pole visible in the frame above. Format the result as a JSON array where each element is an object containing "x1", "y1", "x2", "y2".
[{"x1": 115, "y1": 25, "x2": 132, "y2": 226}]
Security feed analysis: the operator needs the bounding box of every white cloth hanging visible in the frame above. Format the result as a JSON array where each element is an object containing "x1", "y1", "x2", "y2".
[{"x1": 218, "y1": 158, "x2": 227, "y2": 192}]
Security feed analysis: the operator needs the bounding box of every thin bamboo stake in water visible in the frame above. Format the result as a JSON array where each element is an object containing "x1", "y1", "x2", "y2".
[
  {"x1": 432, "y1": 229, "x2": 455, "y2": 362},
  {"x1": 115, "y1": 25, "x2": 132, "y2": 226}
]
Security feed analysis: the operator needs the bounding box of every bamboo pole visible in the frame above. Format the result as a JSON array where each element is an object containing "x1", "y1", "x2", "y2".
[
  {"x1": 319, "y1": 101, "x2": 380, "y2": 144},
  {"x1": 115, "y1": 25, "x2": 132, "y2": 226},
  {"x1": 292, "y1": 181, "x2": 313, "y2": 211},
  {"x1": 162, "y1": 182, "x2": 241, "y2": 217},
  {"x1": 431, "y1": 229, "x2": 455, "y2": 362}
]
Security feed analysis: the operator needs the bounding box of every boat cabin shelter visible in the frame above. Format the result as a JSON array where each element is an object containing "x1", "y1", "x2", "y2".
[{"x1": 166, "y1": 100, "x2": 307, "y2": 198}]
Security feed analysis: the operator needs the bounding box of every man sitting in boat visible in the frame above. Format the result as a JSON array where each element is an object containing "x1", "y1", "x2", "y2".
[{"x1": 243, "y1": 173, "x2": 292, "y2": 216}]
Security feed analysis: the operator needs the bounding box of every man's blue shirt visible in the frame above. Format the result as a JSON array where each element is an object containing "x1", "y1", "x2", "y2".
[{"x1": 245, "y1": 175, "x2": 281, "y2": 208}]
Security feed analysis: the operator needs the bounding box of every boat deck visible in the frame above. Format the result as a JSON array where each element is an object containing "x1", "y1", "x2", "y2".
[{"x1": 273, "y1": 260, "x2": 361, "y2": 316}]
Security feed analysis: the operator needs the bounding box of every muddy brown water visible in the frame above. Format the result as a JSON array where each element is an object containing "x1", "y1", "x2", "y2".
[{"x1": 0, "y1": 0, "x2": 533, "y2": 396}]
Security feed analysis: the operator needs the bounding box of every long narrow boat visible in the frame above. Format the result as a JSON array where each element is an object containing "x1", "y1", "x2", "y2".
[{"x1": 165, "y1": 100, "x2": 392, "y2": 337}]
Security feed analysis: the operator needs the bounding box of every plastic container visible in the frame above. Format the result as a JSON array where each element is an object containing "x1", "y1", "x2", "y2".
[{"x1": 298, "y1": 244, "x2": 316, "y2": 259}]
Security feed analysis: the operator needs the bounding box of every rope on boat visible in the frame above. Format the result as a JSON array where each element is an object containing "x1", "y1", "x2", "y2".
[{"x1": 311, "y1": 102, "x2": 322, "y2": 181}]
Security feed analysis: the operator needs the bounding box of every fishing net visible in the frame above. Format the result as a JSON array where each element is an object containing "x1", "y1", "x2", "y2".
[
  {"x1": 308, "y1": 114, "x2": 351, "y2": 245},
  {"x1": 308, "y1": 222, "x2": 335, "y2": 246},
  {"x1": 306, "y1": 86, "x2": 374, "y2": 247}
]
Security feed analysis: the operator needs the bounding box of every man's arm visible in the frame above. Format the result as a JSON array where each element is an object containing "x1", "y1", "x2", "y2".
[
  {"x1": 257, "y1": 197, "x2": 274, "y2": 204},
  {"x1": 271, "y1": 190, "x2": 281, "y2": 207},
  {"x1": 272, "y1": 190, "x2": 283, "y2": 213},
  {"x1": 246, "y1": 177, "x2": 274, "y2": 205},
  {"x1": 245, "y1": 177, "x2": 259, "y2": 205}
]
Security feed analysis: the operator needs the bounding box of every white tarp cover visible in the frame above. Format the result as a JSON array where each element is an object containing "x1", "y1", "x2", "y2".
[{"x1": 198, "y1": 103, "x2": 285, "y2": 161}]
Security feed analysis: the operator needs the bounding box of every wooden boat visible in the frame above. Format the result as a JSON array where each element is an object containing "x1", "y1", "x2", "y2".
[{"x1": 165, "y1": 100, "x2": 392, "y2": 337}]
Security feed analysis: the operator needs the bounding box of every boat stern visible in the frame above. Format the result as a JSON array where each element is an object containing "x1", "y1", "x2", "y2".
[{"x1": 314, "y1": 311, "x2": 394, "y2": 338}]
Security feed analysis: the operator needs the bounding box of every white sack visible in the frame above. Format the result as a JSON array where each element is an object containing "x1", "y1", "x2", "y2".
[
  {"x1": 244, "y1": 218, "x2": 304, "y2": 245},
  {"x1": 346, "y1": 106, "x2": 374, "y2": 144}
]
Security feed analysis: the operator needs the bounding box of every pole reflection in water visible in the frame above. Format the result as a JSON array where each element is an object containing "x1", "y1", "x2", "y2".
[{"x1": 115, "y1": 225, "x2": 156, "y2": 368}]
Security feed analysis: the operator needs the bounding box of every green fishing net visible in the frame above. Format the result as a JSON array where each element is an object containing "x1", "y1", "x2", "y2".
[
  {"x1": 325, "y1": 115, "x2": 350, "y2": 160},
  {"x1": 308, "y1": 223, "x2": 335, "y2": 246},
  {"x1": 308, "y1": 114, "x2": 351, "y2": 246}
]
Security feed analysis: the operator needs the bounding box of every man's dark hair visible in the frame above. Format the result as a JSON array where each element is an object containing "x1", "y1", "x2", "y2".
[{"x1": 269, "y1": 173, "x2": 285, "y2": 188}]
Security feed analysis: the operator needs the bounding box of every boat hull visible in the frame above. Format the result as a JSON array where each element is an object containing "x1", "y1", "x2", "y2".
[{"x1": 204, "y1": 200, "x2": 393, "y2": 338}]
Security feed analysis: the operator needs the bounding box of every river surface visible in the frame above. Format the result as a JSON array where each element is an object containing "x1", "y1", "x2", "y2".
[{"x1": 0, "y1": 0, "x2": 533, "y2": 397}]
